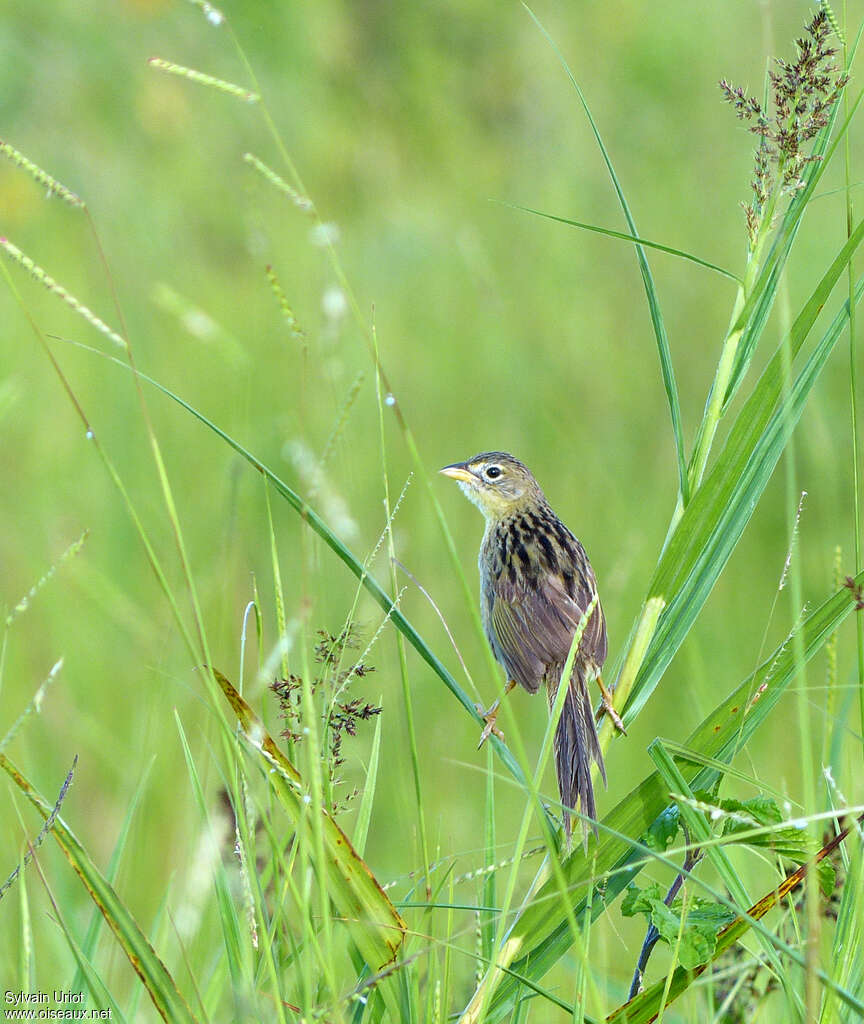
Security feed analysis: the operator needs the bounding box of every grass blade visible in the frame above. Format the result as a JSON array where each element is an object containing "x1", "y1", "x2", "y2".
[
  {"x1": 58, "y1": 342, "x2": 534, "y2": 798},
  {"x1": 70, "y1": 761, "x2": 152, "y2": 996},
  {"x1": 502, "y1": 203, "x2": 741, "y2": 282},
  {"x1": 0, "y1": 754, "x2": 199, "y2": 1024},
  {"x1": 624, "y1": 255, "x2": 864, "y2": 726},
  {"x1": 353, "y1": 708, "x2": 383, "y2": 859},
  {"x1": 174, "y1": 714, "x2": 252, "y2": 1002},
  {"x1": 524, "y1": 3, "x2": 689, "y2": 503}
]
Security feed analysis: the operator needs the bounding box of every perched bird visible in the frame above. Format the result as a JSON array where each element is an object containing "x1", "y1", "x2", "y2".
[{"x1": 440, "y1": 451, "x2": 623, "y2": 843}]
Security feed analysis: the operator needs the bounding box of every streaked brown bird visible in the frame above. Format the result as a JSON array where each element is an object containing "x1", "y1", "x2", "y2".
[{"x1": 441, "y1": 451, "x2": 623, "y2": 843}]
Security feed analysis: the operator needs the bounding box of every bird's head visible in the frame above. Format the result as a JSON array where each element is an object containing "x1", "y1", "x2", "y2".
[{"x1": 439, "y1": 451, "x2": 545, "y2": 520}]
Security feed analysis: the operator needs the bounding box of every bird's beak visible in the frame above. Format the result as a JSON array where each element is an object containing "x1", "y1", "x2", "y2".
[{"x1": 439, "y1": 462, "x2": 475, "y2": 483}]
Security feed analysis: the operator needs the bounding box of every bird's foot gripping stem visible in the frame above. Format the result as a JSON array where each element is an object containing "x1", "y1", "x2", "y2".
[
  {"x1": 595, "y1": 674, "x2": 627, "y2": 735},
  {"x1": 475, "y1": 679, "x2": 516, "y2": 748},
  {"x1": 475, "y1": 699, "x2": 504, "y2": 748}
]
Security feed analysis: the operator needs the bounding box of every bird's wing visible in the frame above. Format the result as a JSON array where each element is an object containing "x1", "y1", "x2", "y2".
[{"x1": 490, "y1": 571, "x2": 606, "y2": 693}]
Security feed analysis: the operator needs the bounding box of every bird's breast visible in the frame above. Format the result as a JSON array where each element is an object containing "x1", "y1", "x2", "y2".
[{"x1": 481, "y1": 507, "x2": 567, "y2": 586}]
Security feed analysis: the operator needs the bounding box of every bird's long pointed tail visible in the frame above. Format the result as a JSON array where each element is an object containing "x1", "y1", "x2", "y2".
[{"x1": 550, "y1": 668, "x2": 606, "y2": 847}]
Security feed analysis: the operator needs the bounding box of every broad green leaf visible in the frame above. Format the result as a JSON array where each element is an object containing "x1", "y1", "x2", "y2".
[
  {"x1": 641, "y1": 805, "x2": 679, "y2": 854},
  {"x1": 620, "y1": 881, "x2": 663, "y2": 918},
  {"x1": 818, "y1": 860, "x2": 837, "y2": 900},
  {"x1": 0, "y1": 754, "x2": 199, "y2": 1024},
  {"x1": 624, "y1": 263, "x2": 864, "y2": 725}
]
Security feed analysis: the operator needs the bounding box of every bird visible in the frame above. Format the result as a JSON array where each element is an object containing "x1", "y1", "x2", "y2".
[{"x1": 440, "y1": 451, "x2": 623, "y2": 844}]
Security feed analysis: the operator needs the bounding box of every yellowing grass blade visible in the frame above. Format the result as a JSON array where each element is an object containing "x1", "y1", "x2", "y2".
[
  {"x1": 0, "y1": 754, "x2": 199, "y2": 1024},
  {"x1": 211, "y1": 668, "x2": 407, "y2": 973}
]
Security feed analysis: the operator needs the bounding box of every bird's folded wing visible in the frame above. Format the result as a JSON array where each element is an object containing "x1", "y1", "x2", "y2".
[{"x1": 490, "y1": 574, "x2": 606, "y2": 693}]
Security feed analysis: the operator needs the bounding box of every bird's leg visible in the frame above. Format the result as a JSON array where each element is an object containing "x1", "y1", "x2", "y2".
[
  {"x1": 595, "y1": 673, "x2": 627, "y2": 735},
  {"x1": 476, "y1": 679, "x2": 516, "y2": 748}
]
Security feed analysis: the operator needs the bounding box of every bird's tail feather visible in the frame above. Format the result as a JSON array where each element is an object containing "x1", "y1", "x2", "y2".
[{"x1": 550, "y1": 667, "x2": 606, "y2": 847}]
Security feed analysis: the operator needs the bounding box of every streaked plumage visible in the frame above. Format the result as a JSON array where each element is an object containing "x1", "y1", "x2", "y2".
[{"x1": 441, "y1": 451, "x2": 608, "y2": 843}]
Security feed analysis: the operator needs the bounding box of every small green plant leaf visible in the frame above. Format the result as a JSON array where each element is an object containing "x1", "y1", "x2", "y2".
[
  {"x1": 818, "y1": 860, "x2": 837, "y2": 900},
  {"x1": 607, "y1": 813, "x2": 864, "y2": 1023},
  {"x1": 621, "y1": 883, "x2": 736, "y2": 970},
  {"x1": 641, "y1": 805, "x2": 680, "y2": 853}
]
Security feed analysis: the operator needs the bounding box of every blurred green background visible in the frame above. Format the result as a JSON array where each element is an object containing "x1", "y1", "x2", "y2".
[{"x1": 1, "y1": 0, "x2": 861, "y2": 1010}]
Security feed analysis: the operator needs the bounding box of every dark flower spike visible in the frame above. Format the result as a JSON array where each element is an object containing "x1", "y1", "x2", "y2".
[
  {"x1": 721, "y1": 10, "x2": 848, "y2": 247},
  {"x1": 271, "y1": 624, "x2": 381, "y2": 814}
]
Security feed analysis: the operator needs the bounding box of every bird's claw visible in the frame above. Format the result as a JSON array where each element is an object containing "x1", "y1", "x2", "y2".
[
  {"x1": 595, "y1": 675, "x2": 627, "y2": 735},
  {"x1": 475, "y1": 701, "x2": 505, "y2": 748},
  {"x1": 599, "y1": 696, "x2": 627, "y2": 735}
]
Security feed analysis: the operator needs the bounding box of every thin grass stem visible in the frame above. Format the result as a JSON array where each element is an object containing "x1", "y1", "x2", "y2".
[{"x1": 373, "y1": 322, "x2": 432, "y2": 900}]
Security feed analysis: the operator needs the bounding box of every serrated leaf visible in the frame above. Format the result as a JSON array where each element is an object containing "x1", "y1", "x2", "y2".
[
  {"x1": 621, "y1": 881, "x2": 665, "y2": 918},
  {"x1": 673, "y1": 902, "x2": 737, "y2": 970},
  {"x1": 818, "y1": 860, "x2": 836, "y2": 899},
  {"x1": 606, "y1": 813, "x2": 864, "y2": 1022},
  {"x1": 720, "y1": 796, "x2": 810, "y2": 861},
  {"x1": 721, "y1": 795, "x2": 782, "y2": 828}
]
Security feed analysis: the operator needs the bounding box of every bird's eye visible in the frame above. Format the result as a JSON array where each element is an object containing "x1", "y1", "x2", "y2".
[{"x1": 485, "y1": 466, "x2": 502, "y2": 480}]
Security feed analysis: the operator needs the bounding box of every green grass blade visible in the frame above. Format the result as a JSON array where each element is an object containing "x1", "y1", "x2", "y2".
[
  {"x1": 502, "y1": 203, "x2": 741, "y2": 282},
  {"x1": 39, "y1": 890, "x2": 126, "y2": 1022},
  {"x1": 648, "y1": 740, "x2": 789, "y2": 993},
  {"x1": 62, "y1": 343, "x2": 532, "y2": 797},
  {"x1": 820, "y1": 837, "x2": 864, "y2": 1023},
  {"x1": 482, "y1": 743, "x2": 497, "y2": 967},
  {"x1": 353, "y1": 707, "x2": 383, "y2": 859},
  {"x1": 624, "y1": 256, "x2": 864, "y2": 726},
  {"x1": 479, "y1": 570, "x2": 864, "y2": 1019},
  {"x1": 0, "y1": 753, "x2": 199, "y2": 1024},
  {"x1": 173, "y1": 714, "x2": 252, "y2": 1001},
  {"x1": 70, "y1": 760, "x2": 152, "y2": 996},
  {"x1": 524, "y1": 3, "x2": 689, "y2": 503}
]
